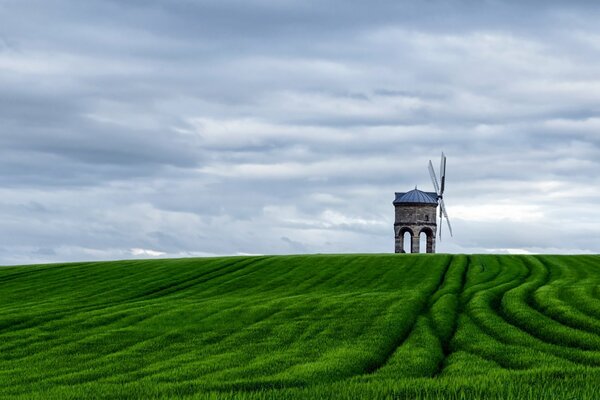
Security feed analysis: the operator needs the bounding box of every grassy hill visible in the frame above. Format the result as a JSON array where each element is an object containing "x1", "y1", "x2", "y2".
[{"x1": 1, "y1": 254, "x2": 600, "y2": 399}]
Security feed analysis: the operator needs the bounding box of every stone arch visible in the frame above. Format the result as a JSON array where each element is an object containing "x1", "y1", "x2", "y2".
[
  {"x1": 419, "y1": 227, "x2": 435, "y2": 254},
  {"x1": 398, "y1": 227, "x2": 414, "y2": 253},
  {"x1": 419, "y1": 230, "x2": 427, "y2": 253}
]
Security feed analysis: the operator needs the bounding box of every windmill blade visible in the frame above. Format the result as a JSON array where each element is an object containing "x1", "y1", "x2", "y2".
[
  {"x1": 440, "y1": 198, "x2": 453, "y2": 237},
  {"x1": 439, "y1": 152, "x2": 447, "y2": 195},
  {"x1": 428, "y1": 160, "x2": 440, "y2": 194},
  {"x1": 438, "y1": 211, "x2": 443, "y2": 240},
  {"x1": 440, "y1": 152, "x2": 446, "y2": 177}
]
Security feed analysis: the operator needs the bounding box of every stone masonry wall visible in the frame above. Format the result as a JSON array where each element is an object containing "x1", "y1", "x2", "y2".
[{"x1": 394, "y1": 203, "x2": 437, "y2": 253}]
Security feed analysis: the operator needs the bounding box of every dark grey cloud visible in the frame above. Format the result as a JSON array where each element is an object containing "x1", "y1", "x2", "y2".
[{"x1": 1, "y1": 0, "x2": 600, "y2": 264}]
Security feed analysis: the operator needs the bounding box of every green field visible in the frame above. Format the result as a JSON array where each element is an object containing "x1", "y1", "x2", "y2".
[{"x1": 1, "y1": 254, "x2": 600, "y2": 399}]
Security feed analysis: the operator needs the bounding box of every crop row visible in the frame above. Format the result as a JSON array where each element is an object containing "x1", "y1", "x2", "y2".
[{"x1": 0, "y1": 254, "x2": 599, "y2": 399}]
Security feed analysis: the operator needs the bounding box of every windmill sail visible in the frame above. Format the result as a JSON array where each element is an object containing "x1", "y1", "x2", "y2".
[
  {"x1": 428, "y1": 160, "x2": 440, "y2": 194},
  {"x1": 440, "y1": 152, "x2": 446, "y2": 195},
  {"x1": 440, "y1": 198, "x2": 453, "y2": 237},
  {"x1": 429, "y1": 152, "x2": 452, "y2": 240}
]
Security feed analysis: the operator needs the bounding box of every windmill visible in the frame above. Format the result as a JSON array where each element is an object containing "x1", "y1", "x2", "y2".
[
  {"x1": 393, "y1": 152, "x2": 453, "y2": 253},
  {"x1": 428, "y1": 152, "x2": 453, "y2": 240}
]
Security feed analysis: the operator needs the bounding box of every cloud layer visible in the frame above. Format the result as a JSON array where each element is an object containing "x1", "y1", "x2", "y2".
[{"x1": 1, "y1": 0, "x2": 600, "y2": 264}]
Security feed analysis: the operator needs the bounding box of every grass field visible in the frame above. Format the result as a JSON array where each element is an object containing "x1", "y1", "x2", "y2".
[{"x1": 1, "y1": 254, "x2": 600, "y2": 399}]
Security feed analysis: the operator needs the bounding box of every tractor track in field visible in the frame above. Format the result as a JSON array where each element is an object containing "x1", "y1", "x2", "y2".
[
  {"x1": 431, "y1": 255, "x2": 469, "y2": 377},
  {"x1": 464, "y1": 256, "x2": 600, "y2": 368},
  {"x1": 459, "y1": 257, "x2": 562, "y2": 368},
  {"x1": 561, "y1": 283, "x2": 600, "y2": 321},
  {"x1": 3, "y1": 254, "x2": 600, "y2": 398},
  {"x1": 528, "y1": 257, "x2": 600, "y2": 338},
  {"x1": 363, "y1": 254, "x2": 470, "y2": 378},
  {"x1": 554, "y1": 258, "x2": 600, "y2": 321},
  {"x1": 498, "y1": 257, "x2": 600, "y2": 352},
  {"x1": 363, "y1": 256, "x2": 454, "y2": 375}
]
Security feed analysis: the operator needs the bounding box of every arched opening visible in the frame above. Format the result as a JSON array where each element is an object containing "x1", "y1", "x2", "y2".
[
  {"x1": 403, "y1": 231, "x2": 412, "y2": 253},
  {"x1": 420, "y1": 227, "x2": 435, "y2": 253},
  {"x1": 419, "y1": 231, "x2": 427, "y2": 253},
  {"x1": 399, "y1": 227, "x2": 414, "y2": 253}
]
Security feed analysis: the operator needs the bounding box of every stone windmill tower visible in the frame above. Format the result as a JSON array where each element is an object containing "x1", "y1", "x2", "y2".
[{"x1": 393, "y1": 153, "x2": 453, "y2": 253}]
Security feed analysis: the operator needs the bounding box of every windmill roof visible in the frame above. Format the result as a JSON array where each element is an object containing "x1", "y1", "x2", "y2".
[{"x1": 393, "y1": 189, "x2": 438, "y2": 205}]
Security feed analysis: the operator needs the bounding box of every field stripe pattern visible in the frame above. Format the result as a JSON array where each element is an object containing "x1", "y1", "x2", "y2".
[{"x1": 0, "y1": 254, "x2": 599, "y2": 399}]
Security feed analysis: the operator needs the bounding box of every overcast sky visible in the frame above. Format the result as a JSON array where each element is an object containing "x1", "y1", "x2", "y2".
[{"x1": 1, "y1": 0, "x2": 600, "y2": 265}]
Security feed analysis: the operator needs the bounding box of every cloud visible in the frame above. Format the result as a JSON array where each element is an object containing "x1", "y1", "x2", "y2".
[
  {"x1": 1, "y1": 0, "x2": 600, "y2": 264},
  {"x1": 130, "y1": 248, "x2": 166, "y2": 257}
]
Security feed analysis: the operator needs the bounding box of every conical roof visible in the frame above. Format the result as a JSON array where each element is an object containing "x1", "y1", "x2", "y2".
[{"x1": 393, "y1": 189, "x2": 438, "y2": 205}]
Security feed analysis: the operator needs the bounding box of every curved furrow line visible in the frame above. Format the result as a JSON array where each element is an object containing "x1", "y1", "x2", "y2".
[
  {"x1": 500, "y1": 256, "x2": 600, "y2": 351},
  {"x1": 428, "y1": 255, "x2": 469, "y2": 377},
  {"x1": 464, "y1": 303, "x2": 588, "y2": 368},
  {"x1": 368, "y1": 315, "x2": 444, "y2": 379},
  {"x1": 460, "y1": 255, "x2": 515, "y2": 306},
  {"x1": 555, "y1": 257, "x2": 600, "y2": 320},
  {"x1": 191, "y1": 292, "x2": 417, "y2": 386},
  {"x1": 466, "y1": 295, "x2": 600, "y2": 368},
  {"x1": 530, "y1": 257, "x2": 600, "y2": 336},
  {"x1": 362, "y1": 255, "x2": 452, "y2": 376},
  {"x1": 451, "y1": 314, "x2": 580, "y2": 371},
  {"x1": 450, "y1": 256, "x2": 565, "y2": 370},
  {"x1": 560, "y1": 281, "x2": 600, "y2": 321},
  {"x1": 155, "y1": 266, "x2": 424, "y2": 388},
  {"x1": 465, "y1": 257, "x2": 600, "y2": 367},
  {"x1": 368, "y1": 256, "x2": 463, "y2": 377},
  {"x1": 463, "y1": 256, "x2": 502, "y2": 292},
  {"x1": 3, "y1": 254, "x2": 600, "y2": 398},
  {"x1": 463, "y1": 258, "x2": 571, "y2": 362},
  {"x1": 534, "y1": 285, "x2": 600, "y2": 335},
  {"x1": 356, "y1": 256, "x2": 455, "y2": 380},
  {"x1": 360, "y1": 293, "x2": 433, "y2": 376},
  {"x1": 441, "y1": 348, "x2": 503, "y2": 376},
  {"x1": 554, "y1": 256, "x2": 593, "y2": 305},
  {"x1": 427, "y1": 255, "x2": 467, "y2": 307},
  {"x1": 577, "y1": 256, "x2": 600, "y2": 302},
  {"x1": 180, "y1": 256, "x2": 438, "y2": 388}
]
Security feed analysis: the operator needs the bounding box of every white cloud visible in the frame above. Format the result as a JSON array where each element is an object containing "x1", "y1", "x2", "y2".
[
  {"x1": 2, "y1": 1, "x2": 600, "y2": 263},
  {"x1": 130, "y1": 248, "x2": 166, "y2": 257}
]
